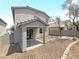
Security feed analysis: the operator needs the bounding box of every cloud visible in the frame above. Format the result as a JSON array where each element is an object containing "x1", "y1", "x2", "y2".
[
  {"x1": 52, "y1": 9, "x2": 69, "y2": 20},
  {"x1": 72, "y1": 0, "x2": 77, "y2": 4}
]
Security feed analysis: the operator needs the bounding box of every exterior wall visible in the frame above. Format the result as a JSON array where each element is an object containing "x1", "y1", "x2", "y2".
[
  {"x1": 13, "y1": 27, "x2": 23, "y2": 50},
  {"x1": 49, "y1": 27, "x2": 60, "y2": 35},
  {"x1": 0, "y1": 33, "x2": 9, "y2": 45},
  {"x1": 0, "y1": 20, "x2": 6, "y2": 36},
  {"x1": 61, "y1": 29, "x2": 79, "y2": 36},
  {"x1": 32, "y1": 27, "x2": 37, "y2": 39},
  {"x1": 35, "y1": 27, "x2": 49, "y2": 39},
  {"x1": 35, "y1": 28, "x2": 43, "y2": 38},
  {"x1": 0, "y1": 25, "x2": 6, "y2": 36},
  {"x1": 14, "y1": 28, "x2": 22, "y2": 43},
  {"x1": 14, "y1": 8, "x2": 49, "y2": 24},
  {"x1": 49, "y1": 27, "x2": 79, "y2": 36},
  {"x1": 0, "y1": 21, "x2": 8, "y2": 45}
]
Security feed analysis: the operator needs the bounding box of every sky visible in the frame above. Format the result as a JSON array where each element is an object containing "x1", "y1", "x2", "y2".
[{"x1": 0, "y1": 0, "x2": 78, "y2": 28}]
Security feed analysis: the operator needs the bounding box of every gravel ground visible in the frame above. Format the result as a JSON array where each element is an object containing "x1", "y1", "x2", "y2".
[{"x1": 0, "y1": 36, "x2": 73, "y2": 59}]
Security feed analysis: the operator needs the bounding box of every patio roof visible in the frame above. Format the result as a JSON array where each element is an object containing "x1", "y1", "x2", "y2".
[{"x1": 17, "y1": 17, "x2": 49, "y2": 27}]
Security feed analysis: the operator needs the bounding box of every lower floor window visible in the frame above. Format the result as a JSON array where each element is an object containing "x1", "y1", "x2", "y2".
[{"x1": 40, "y1": 28, "x2": 42, "y2": 33}]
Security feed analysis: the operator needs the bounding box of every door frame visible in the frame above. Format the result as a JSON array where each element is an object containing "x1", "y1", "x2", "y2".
[{"x1": 27, "y1": 28, "x2": 33, "y2": 39}]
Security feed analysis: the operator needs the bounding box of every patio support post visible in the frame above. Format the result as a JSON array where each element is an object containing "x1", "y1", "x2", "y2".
[
  {"x1": 43, "y1": 27, "x2": 45, "y2": 44},
  {"x1": 22, "y1": 27, "x2": 27, "y2": 52}
]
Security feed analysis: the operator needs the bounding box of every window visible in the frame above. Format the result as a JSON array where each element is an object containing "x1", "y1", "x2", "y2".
[
  {"x1": 60, "y1": 27, "x2": 63, "y2": 30},
  {"x1": 68, "y1": 28, "x2": 72, "y2": 30},
  {"x1": 40, "y1": 28, "x2": 42, "y2": 33}
]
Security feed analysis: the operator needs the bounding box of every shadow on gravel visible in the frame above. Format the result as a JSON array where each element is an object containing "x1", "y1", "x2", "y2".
[{"x1": 6, "y1": 43, "x2": 22, "y2": 56}]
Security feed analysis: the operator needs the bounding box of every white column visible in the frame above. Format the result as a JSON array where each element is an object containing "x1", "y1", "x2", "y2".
[
  {"x1": 35, "y1": 28, "x2": 39, "y2": 35},
  {"x1": 22, "y1": 27, "x2": 27, "y2": 52},
  {"x1": 45, "y1": 27, "x2": 49, "y2": 36},
  {"x1": 43, "y1": 27, "x2": 45, "y2": 44},
  {"x1": 36, "y1": 28, "x2": 40, "y2": 38}
]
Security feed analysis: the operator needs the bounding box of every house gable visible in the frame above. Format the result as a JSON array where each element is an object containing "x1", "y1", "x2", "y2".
[{"x1": 11, "y1": 6, "x2": 50, "y2": 25}]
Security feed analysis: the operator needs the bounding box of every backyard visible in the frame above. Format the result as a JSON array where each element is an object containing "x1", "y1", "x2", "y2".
[{"x1": 0, "y1": 36, "x2": 73, "y2": 59}]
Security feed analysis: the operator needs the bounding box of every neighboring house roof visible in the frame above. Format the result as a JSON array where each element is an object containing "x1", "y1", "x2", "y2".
[
  {"x1": 49, "y1": 22, "x2": 65, "y2": 27},
  {"x1": 17, "y1": 17, "x2": 49, "y2": 27},
  {"x1": 0, "y1": 18, "x2": 7, "y2": 25},
  {"x1": 11, "y1": 6, "x2": 50, "y2": 23},
  {"x1": 64, "y1": 20, "x2": 71, "y2": 23},
  {"x1": 49, "y1": 20, "x2": 70, "y2": 27}
]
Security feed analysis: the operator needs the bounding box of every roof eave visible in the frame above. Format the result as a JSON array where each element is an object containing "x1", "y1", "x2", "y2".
[
  {"x1": 0, "y1": 18, "x2": 7, "y2": 25},
  {"x1": 11, "y1": 6, "x2": 50, "y2": 19},
  {"x1": 17, "y1": 19, "x2": 49, "y2": 27},
  {"x1": 11, "y1": 7, "x2": 15, "y2": 24}
]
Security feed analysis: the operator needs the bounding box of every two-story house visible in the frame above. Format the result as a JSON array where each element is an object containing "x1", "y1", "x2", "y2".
[
  {"x1": 11, "y1": 6, "x2": 50, "y2": 52},
  {"x1": 0, "y1": 18, "x2": 7, "y2": 45},
  {"x1": 0, "y1": 18, "x2": 7, "y2": 36}
]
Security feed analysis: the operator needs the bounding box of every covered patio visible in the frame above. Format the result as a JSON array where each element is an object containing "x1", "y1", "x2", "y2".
[{"x1": 18, "y1": 19, "x2": 48, "y2": 52}]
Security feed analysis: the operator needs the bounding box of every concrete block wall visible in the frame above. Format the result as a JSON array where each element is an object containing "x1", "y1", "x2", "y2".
[{"x1": 49, "y1": 28, "x2": 79, "y2": 36}]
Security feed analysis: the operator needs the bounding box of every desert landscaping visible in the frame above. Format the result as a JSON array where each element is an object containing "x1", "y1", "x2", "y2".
[
  {"x1": 0, "y1": 0, "x2": 79, "y2": 59},
  {"x1": 0, "y1": 36, "x2": 74, "y2": 59},
  {"x1": 67, "y1": 39, "x2": 79, "y2": 59}
]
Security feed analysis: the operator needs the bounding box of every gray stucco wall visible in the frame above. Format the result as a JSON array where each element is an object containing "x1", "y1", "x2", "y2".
[
  {"x1": 14, "y1": 8, "x2": 49, "y2": 24},
  {"x1": 14, "y1": 28, "x2": 22, "y2": 43}
]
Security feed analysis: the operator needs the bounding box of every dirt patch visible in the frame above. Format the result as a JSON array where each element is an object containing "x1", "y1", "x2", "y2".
[
  {"x1": 0, "y1": 37, "x2": 73, "y2": 59},
  {"x1": 0, "y1": 44, "x2": 10, "y2": 57},
  {"x1": 67, "y1": 42, "x2": 79, "y2": 59}
]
